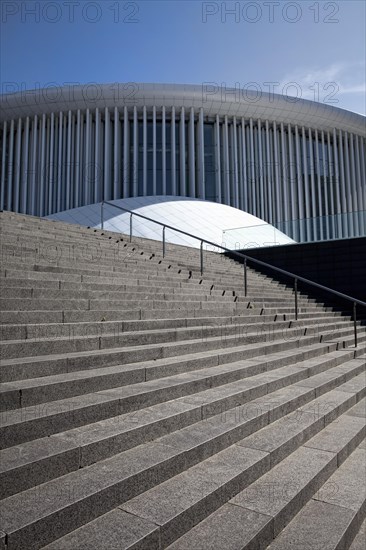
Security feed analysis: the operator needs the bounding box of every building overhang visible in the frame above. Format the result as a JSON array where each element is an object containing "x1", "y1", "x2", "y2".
[{"x1": 1, "y1": 82, "x2": 365, "y2": 135}]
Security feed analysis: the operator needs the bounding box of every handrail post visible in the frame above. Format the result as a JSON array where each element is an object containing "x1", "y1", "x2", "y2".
[
  {"x1": 244, "y1": 258, "x2": 247, "y2": 297},
  {"x1": 200, "y1": 241, "x2": 204, "y2": 276},
  {"x1": 97, "y1": 203, "x2": 366, "y2": 329},
  {"x1": 162, "y1": 226, "x2": 166, "y2": 258},
  {"x1": 294, "y1": 278, "x2": 298, "y2": 321},
  {"x1": 101, "y1": 201, "x2": 104, "y2": 230}
]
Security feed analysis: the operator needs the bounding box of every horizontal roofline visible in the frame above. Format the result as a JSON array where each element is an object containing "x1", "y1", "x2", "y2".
[{"x1": 1, "y1": 82, "x2": 365, "y2": 135}]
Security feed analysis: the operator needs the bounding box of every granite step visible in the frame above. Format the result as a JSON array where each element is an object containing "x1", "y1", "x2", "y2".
[
  {"x1": 266, "y1": 440, "x2": 365, "y2": 550},
  {"x1": 1, "y1": 370, "x2": 364, "y2": 550},
  {"x1": 2, "y1": 363, "x2": 363, "y2": 501},
  {"x1": 1, "y1": 350, "x2": 364, "y2": 450},
  {"x1": 0, "y1": 313, "x2": 347, "y2": 341},
  {"x1": 165, "y1": 402, "x2": 365, "y2": 550},
  {"x1": 1, "y1": 321, "x2": 363, "y2": 384},
  {"x1": 1, "y1": 338, "x2": 361, "y2": 410},
  {"x1": 1, "y1": 304, "x2": 331, "y2": 328},
  {"x1": 0, "y1": 316, "x2": 357, "y2": 360}
]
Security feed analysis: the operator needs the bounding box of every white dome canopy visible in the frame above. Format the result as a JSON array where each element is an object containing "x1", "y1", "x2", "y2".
[{"x1": 47, "y1": 196, "x2": 295, "y2": 251}]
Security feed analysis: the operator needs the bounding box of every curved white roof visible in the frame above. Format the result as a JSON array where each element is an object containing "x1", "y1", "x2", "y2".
[
  {"x1": 46, "y1": 196, "x2": 295, "y2": 250},
  {"x1": 1, "y1": 83, "x2": 365, "y2": 135}
]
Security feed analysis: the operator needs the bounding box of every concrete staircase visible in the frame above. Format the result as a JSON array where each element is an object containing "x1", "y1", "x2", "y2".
[{"x1": 0, "y1": 210, "x2": 365, "y2": 550}]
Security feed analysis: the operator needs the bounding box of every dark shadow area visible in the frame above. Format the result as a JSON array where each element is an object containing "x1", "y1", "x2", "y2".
[{"x1": 225, "y1": 237, "x2": 366, "y2": 322}]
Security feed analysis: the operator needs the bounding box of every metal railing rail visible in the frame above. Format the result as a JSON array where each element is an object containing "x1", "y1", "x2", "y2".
[{"x1": 101, "y1": 200, "x2": 366, "y2": 347}]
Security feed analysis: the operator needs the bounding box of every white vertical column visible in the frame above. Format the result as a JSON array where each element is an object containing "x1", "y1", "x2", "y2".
[
  {"x1": 65, "y1": 110, "x2": 72, "y2": 210},
  {"x1": 358, "y1": 137, "x2": 366, "y2": 236},
  {"x1": 162, "y1": 106, "x2": 166, "y2": 195},
  {"x1": 221, "y1": 124, "x2": 225, "y2": 203},
  {"x1": 338, "y1": 130, "x2": 347, "y2": 236},
  {"x1": 308, "y1": 128, "x2": 317, "y2": 239},
  {"x1": 30, "y1": 116, "x2": 38, "y2": 215},
  {"x1": 123, "y1": 106, "x2": 129, "y2": 198},
  {"x1": 238, "y1": 121, "x2": 243, "y2": 209},
  {"x1": 229, "y1": 121, "x2": 234, "y2": 207},
  {"x1": 6, "y1": 120, "x2": 15, "y2": 212},
  {"x1": 241, "y1": 118, "x2": 247, "y2": 211},
  {"x1": 171, "y1": 107, "x2": 176, "y2": 195},
  {"x1": 321, "y1": 130, "x2": 328, "y2": 217},
  {"x1": 332, "y1": 128, "x2": 342, "y2": 238},
  {"x1": 79, "y1": 113, "x2": 84, "y2": 205},
  {"x1": 294, "y1": 126, "x2": 303, "y2": 240},
  {"x1": 280, "y1": 123, "x2": 288, "y2": 226},
  {"x1": 261, "y1": 120, "x2": 268, "y2": 219},
  {"x1": 63, "y1": 115, "x2": 68, "y2": 208},
  {"x1": 355, "y1": 135, "x2": 364, "y2": 213},
  {"x1": 189, "y1": 107, "x2": 195, "y2": 197},
  {"x1": 47, "y1": 115, "x2": 54, "y2": 214},
  {"x1": 253, "y1": 120, "x2": 259, "y2": 215},
  {"x1": 232, "y1": 116, "x2": 238, "y2": 208},
  {"x1": 287, "y1": 124, "x2": 296, "y2": 234},
  {"x1": 359, "y1": 138, "x2": 366, "y2": 205},
  {"x1": 53, "y1": 116, "x2": 59, "y2": 211},
  {"x1": 152, "y1": 106, "x2": 157, "y2": 195},
  {"x1": 94, "y1": 108, "x2": 101, "y2": 203},
  {"x1": 214, "y1": 115, "x2": 221, "y2": 203},
  {"x1": 223, "y1": 116, "x2": 230, "y2": 205},
  {"x1": 44, "y1": 116, "x2": 50, "y2": 214},
  {"x1": 38, "y1": 114, "x2": 46, "y2": 215},
  {"x1": 0, "y1": 121, "x2": 7, "y2": 210},
  {"x1": 257, "y1": 119, "x2": 264, "y2": 218},
  {"x1": 321, "y1": 130, "x2": 329, "y2": 239},
  {"x1": 84, "y1": 108, "x2": 91, "y2": 205},
  {"x1": 344, "y1": 132, "x2": 354, "y2": 237},
  {"x1": 70, "y1": 114, "x2": 75, "y2": 209},
  {"x1": 359, "y1": 137, "x2": 366, "y2": 211},
  {"x1": 104, "y1": 107, "x2": 112, "y2": 200},
  {"x1": 197, "y1": 107, "x2": 205, "y2": 200},
  {"x1": 269, "y1": 126, "x2": 275, "y2": 224},
  {"x1": 265, "y1": 120, "x2": 272, "y2": 224},
  {"x1": 314, "y1": 129, "x2": 323, "y2": 240},
  {"x1": 74, "y1": 110, "x2": 81, "y2": 207},
  {"x1": 113, "y1": 107, "x2": 120, "y2": 199},
  {"x1": 273, "y1": 122, "x2": 281, "y2": 225},
  {"x1": 13, "y1": 118, "x2": 22, "y2": 213},
  {"x1": 180, "y1": 107, "x2": 186, "y2": 196},
  {"x1": 301, "y1": 126, "x2": 310, "y2": 241},
  {"x1": 344, "y1": 131, "x2": 352, "y2": 211},
  {"x1": 142, "y1": 106, "x2": 147, "y2": 196},
  {"x1": 249, "y1": 118, "x2": 255, "y2": 215},
  {"x1": 349, "y1": 133, "x2": 358, "y2": 235},
  {"x1": 132, "y1": 106, "x2": 138, "y2": 197},
  {"x1": 327, "y1": 131, "x2": 335, "y2": 237}
]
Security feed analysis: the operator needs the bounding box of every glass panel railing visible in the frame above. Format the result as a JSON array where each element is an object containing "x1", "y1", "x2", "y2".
[
  {"x1": 222, "y1": 223, "x2": 294, "y2": 250},
  {"x1": 274, "y1": 211, "x2": 366, "y2": 243},
  {"x1": 222, "y1": 211, "x2": 366, "y2": 249}
]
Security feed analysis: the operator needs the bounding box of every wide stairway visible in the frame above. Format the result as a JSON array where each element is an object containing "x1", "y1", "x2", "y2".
[{"x1": 0, "y1": 210, "x2": 365, "y2": 550}]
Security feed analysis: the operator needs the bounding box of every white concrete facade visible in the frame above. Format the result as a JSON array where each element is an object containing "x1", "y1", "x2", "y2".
[{"x1": 1, "y1": 83, "x2": 365, "y2": 241}]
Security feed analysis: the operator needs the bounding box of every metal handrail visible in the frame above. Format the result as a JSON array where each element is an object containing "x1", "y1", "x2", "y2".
[{"x1": 100, "y1": 200, "x2": 366, "y2": 347}]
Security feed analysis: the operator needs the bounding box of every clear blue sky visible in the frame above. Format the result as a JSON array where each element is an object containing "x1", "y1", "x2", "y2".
[{"x1": 1, "y1": 0, "x2": 365, "y2": 114}]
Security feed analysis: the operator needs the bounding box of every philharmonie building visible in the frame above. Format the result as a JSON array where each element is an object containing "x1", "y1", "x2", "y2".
[{"x1": 0, "y1": 82, "x2": 365, "y2": 244}]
